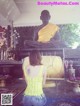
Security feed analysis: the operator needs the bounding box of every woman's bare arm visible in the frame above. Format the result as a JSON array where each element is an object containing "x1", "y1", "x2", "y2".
[
  {"x1": 43, "y1": 70, "x2": 47, "y2": 86},
  {"x1": 22, "y1": 58, "x2": 28, "y2": 84}
]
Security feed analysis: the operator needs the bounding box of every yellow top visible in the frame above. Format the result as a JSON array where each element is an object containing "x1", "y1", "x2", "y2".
[
  {"x1": 24, "y1": 65, "x2": 45, "y2": 96},
  {"x1": 38, "y1": 23, "x2": 59, "y2": 43}
]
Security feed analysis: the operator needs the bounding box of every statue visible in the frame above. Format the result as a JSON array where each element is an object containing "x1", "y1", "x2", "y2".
[{"x1": 24, "y1": 10, "x2": 67, "y2": 48}]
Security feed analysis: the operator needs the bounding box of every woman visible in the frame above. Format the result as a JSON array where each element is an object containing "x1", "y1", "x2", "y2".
[{"x1": 22, "y1": 50, "x2": 47, "y2": 106}]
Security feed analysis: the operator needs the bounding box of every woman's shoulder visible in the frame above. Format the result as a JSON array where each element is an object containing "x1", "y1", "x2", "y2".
[
  {"x1": 28, "y1": 64, "x2": 44, "y2": 67},
  {"x1": 27, "y1": 65, "x2": 45, "y2": 70},
  {"x1": 36, "y1": 65, "x2": 45, "y2": 68},
  {"x1": 36, "y1": 65, "x2": 46, "y2": 71}
]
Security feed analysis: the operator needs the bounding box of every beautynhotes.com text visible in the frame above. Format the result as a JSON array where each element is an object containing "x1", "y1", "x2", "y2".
[{"x1": 37, "y1": 1, "x2": 80, "y2": 6}]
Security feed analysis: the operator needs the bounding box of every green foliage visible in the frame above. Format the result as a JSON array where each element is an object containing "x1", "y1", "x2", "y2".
[{"x1": 59, "y1": 24, "x2": 80, "y2": 47}]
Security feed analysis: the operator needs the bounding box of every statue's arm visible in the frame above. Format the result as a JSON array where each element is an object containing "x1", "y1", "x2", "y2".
[
  {"x1": 50, "y1": 30, "x2": 61, "y2": 43},
  {"x1": 53, "y1": 31, "x2": 61, "y2": 41},
  {"x1": 33, "y1": 27, "x2": 38, "y2": 41}
]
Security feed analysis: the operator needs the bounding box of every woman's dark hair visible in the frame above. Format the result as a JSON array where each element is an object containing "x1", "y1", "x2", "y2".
[{"x1": 29, "y1": 50, "x2": 42, "y2": 66}]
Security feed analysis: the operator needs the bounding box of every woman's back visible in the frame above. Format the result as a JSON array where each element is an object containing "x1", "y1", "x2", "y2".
[
  {"x1": 22, "y1": 50, "x2": 46, "y2": 106},
  {"x1": 24, "y1": 65, "x2": 45, "y2": 96}
]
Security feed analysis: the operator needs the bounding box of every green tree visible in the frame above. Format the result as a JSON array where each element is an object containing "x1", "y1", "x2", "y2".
[{"x1": 59, "y1": 24, "x2": 80, "y2": 47}]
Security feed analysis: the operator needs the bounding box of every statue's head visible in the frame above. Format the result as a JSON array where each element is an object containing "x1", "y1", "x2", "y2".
[{"x1": 40, "y1": 10, "x2": 51, "y2": 24}]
